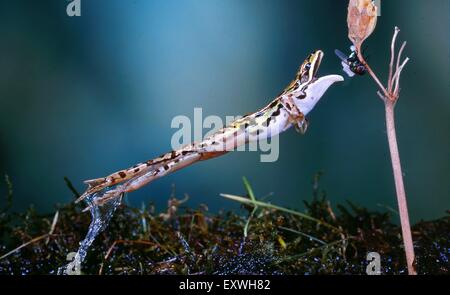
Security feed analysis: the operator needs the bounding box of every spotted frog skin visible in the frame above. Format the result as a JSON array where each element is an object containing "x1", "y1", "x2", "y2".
[{"x1": 76, "y1": 50, "x2": 343, "y2": 207}]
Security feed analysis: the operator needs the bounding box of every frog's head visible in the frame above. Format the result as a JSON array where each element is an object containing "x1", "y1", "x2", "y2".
[
  {"x1": 298, "y1": 49, "x2": 324, "y2": 84},
  {"x1": 290, "y1": 50, "x2": 344, "y2": 115}
]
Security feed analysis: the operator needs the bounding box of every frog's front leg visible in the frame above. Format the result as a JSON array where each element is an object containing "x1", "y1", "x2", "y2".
[
  {"x1": 288, "y1": 112, "x2": 308, "y2": 135},
  {"x1": 281, "y1": 94, "x2": 309, "y2": 135},
  {"x1": 294, "y1": 117, "x2": 309, "y2": 134}
]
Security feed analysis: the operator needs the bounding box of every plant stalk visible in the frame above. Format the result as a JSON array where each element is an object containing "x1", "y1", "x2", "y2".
[{"x1": 384, "y1": 100, "x2": 416, "y2": 275}]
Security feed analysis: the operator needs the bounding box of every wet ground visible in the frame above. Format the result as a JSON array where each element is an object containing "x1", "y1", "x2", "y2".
[{"x1": 0, "y1": 179, "x2": 448, "y2": 275}]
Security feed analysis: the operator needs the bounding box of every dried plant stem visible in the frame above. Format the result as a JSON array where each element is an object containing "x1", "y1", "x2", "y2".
[
  {"x1": 358, "y1": 27, "x2": 417, "y2": 275},
  {"x1": 356, "y1": 45, "x2": 390, "y2": 98},
  {"x1": 385, "y1": 101, "x2": 416, "y2": 275},
  {"x1": 388, "y1": 27, "x2": 400, "y2": 91},
  {"x1": 0, "y1": 234, "x2": 52, "y2": 260}
]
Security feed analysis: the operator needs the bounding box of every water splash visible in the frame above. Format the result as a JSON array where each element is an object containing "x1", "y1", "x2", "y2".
[{"x1": 58, "y1": 189, "x2": 122, "y2": 275}]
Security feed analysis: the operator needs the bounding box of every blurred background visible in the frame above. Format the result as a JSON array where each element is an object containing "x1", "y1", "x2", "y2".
[{"x1": 0, "y1": 0, "x2": 448, "y2": 222}]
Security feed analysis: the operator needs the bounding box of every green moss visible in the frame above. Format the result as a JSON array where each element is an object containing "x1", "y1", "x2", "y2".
[{"x1": 0, "y1": 175, "x2": 448, "y2": 275}]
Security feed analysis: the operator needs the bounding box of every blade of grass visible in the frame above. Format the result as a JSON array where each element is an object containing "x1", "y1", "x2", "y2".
[
  {"x1": 2, "y1": 174, "x2": 13, "y2": 212},
  {"x1": 278, "y1": 236, "x2": 354, "y2": 262},
  {"x1": 64, "y1": 177, "x2": 81, "y2": 199},
  {"x1": 242, "y1": 177, "x2": 258, "y2": 238},
  {"x1": 278, "y1": 226, "x2": 326, "y2": 245},
  {"x1": 243, "y1": 207, "x2": 257, "y2": 238},
  {"x1": 220, "y1": 193, "x2": 340, "y2": 232},
  {"x1": 242, "y1": 176, "x2": 256, "y2": 202}
]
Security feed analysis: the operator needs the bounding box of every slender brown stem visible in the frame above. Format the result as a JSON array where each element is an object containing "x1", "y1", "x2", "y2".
[
  {"x1": 356, "y1": 26, "x2": 416, "y2": 275},
  {"x1": 357, "y1": 51, "x2": 390, "y2": 98},
  {"x1": 0, "y1": 234, "x2": 50, "y2": 260},
  {"x1": 384, "y1": 101, "x2": 416, "y2": 275},
  {"x1": 396, "y1": 42, "x2": 407, "y2": 78},
  {"x1": 393, "y1": 57, "x2": 409, "y2": 96},
  {"x1": 388, "y1": 27, "x2": 400, "y2": 92}
]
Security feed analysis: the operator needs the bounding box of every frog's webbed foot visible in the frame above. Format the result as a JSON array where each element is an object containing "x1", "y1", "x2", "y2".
[{"x1": 82, "y1": 187, "x2": 125, "y2": 212}]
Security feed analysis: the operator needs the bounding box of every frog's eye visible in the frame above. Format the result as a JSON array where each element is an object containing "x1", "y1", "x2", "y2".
[{"x1": 304, "y1": 63, "x2": 311, "y2": 71}]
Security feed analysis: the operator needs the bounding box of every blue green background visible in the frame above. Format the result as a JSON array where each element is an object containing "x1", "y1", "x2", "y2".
[{"x1": 0, "y1": 0, "x2": 448, "y2": 221}]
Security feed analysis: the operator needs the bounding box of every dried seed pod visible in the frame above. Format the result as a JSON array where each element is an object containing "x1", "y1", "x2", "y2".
[{"x1": 347, "y1": 0, "x2": 378, "y2": 50}]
